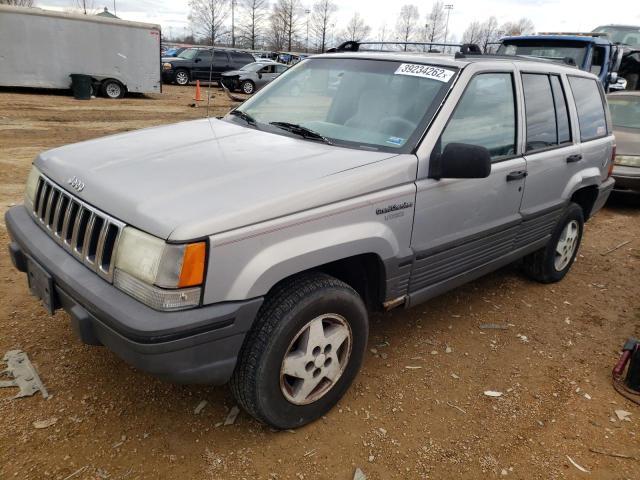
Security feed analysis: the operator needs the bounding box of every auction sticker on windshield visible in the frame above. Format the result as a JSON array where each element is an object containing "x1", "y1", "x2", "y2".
[{"x1": 394, "y1": 64, "x2": 455, "y2": 82}]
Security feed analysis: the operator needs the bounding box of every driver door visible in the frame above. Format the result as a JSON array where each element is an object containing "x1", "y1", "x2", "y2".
[{"x1": 409, "y1": 70, "x2": 526, "y2": 300}]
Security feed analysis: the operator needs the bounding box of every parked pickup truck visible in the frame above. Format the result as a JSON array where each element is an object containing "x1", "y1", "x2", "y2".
[
  {"x1": 496, "y1": 33, "x2": 635, "y2": 91},
  {"x1": 6, "y1": 47, "x2": 615, "y2": 429}
]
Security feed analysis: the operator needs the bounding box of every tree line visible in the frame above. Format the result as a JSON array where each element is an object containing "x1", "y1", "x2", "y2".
[{"x1": 184, "y1": 0, "x2": 535, "y2": 53}]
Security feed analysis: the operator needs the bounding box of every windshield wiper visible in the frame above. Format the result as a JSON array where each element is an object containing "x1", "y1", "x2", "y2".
[
  {"x1": 269, "y1": 121, "x2": 333, "y2": 145},
  {"x1": 229, "y1": 109, "x2": 257, "y2": 126}
]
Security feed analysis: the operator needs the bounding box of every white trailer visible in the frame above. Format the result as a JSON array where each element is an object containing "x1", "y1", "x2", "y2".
[{"x1": 0, "y1": 5, "x2": 161, "y2": 98}]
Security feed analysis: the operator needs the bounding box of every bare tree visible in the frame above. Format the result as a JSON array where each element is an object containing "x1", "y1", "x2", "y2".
[
  {"x1": 500, "y1": 17, "x2": 535, "y2": 36},
  {"x1": 238, "y1": 0, "x2": 268, "y2": 49},
  {"x1": 271, "y1": 0, "x2": 303, "y2": 52},
  {"x1": 479, "y1": 16, "x2": 499, "y2": 52},
  {"x1": 377, "y1": 23, "x2": 389, "y2": 43},
  {"x1": 0, "y1": 0, "x2": 34, "y2": 6},
  {"x1": 395, "y1": 4, "x2": 419, "y2": 51},
  {"x1": 425, "y1": 1, "x2": 446, "y2": 45},
  {"x1": 462, "y1": 20, "x2": 483, "y2": 45},
  {"x1": 189, "y1": 0, "x2": 230, "y2": 46},
  {"x1": 340, "y1": 13, "x2": 370, "y2": 43},
  {"x1": 310, "y1": 0, "x2": 337, "y2": 53},
  {"x1": 71, "y1": 0, "x2": 98, "y2": 15}
]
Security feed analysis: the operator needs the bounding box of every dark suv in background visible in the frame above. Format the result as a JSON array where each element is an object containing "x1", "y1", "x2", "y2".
[{"x1": 162, "y1": 48, "x2": 255, "y2": 86}]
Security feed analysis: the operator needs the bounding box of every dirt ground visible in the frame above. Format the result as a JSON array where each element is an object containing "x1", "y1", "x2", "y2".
[{"x1": 0, "y1": 85, "x2": 639, "y2": 480}]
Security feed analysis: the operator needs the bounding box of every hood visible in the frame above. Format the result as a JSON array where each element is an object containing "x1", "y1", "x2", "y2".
[
  {"x1": 221, "y1": 70, "x2": 243, "y2": 77},
  {"x1": 35, "y1": 119, "x2": 415, "y2": 241},
  {"x1": 613, "y1": 126, "x2": 640, "y2": 156},
  {"x1": 162, "y1": 56, "x2": 188, "y2": 64}
]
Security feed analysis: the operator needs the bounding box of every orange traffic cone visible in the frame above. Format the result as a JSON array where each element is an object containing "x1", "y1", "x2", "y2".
[{"x1": 194, "y1": 80, "x2": 202, "y2": 101}]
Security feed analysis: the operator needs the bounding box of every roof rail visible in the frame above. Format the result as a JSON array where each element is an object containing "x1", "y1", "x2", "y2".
[
  {"x1": 327, "y1": 41, "x2": 482, "y2": 54},
  {"x1": 536, "y1": 32, "x2": 609, "y2": 37},
  {"x1": 455, "y1": 51, "x2": 578, "y2": 67}
]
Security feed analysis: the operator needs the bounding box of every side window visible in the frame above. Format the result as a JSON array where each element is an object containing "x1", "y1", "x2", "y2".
[
  {"x1": 261, "y1": 65, "x2": 275, "y2": 74},
  {"x1": 590, "y1": 47, "x2": 605, "y2": 75},
  {"x1": 522, "y1": 73, "x2": 557, "y2": 151},
  {"x1": 196, "y1": 51, "x2": 211, "y2": 61},
  {"x1": 440, "y1": 73, "x2": 516, "y2": 161},
  {"x1": 214, "y1": 51, "x2": 228, "y2": 64},
  {"x1": 568, "y1": 76, "x2": 607, "y2": 141},
  {"x1": 550, "y1": 75, "x2": 571, "y2": 144},
  {"x1": 275, "y1": 65, "x2": 288, "y2": 74}
]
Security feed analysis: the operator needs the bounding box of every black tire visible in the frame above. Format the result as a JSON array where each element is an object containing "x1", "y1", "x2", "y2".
[
  {"x1": 240, "y1": 80, "x2": 255, "y2": 94},
  {"x1": 230, "y1": 272, "x2": 368, "y2": 429},
  {"x1": 522, "y1": 202, "x2": 584, "y2": 283},
  {"x1": 174, "y1": 69, "x2": 190, "y2": 86},
  {"x1": 101, "y1": 79, "x2": 125, "y2": 99}
]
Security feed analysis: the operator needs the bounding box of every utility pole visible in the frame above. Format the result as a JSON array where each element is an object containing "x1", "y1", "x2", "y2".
[
  {"x1": 113, "y1": 0, "x2": 116, "y2": 17},
  {"x1": 443, "y1": 4, "x2": 453, "y2": 52},
  {"x1": 305, "y1": 8, "x2": 311, "y2": 53},
  {"x1": 231, "y1": 0, "x2": 236, "y2": 47}
]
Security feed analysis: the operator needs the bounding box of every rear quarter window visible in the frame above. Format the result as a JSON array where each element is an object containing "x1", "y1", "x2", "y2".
[{"x1": 568, "y1": 76, "x2": 607, "y2": 142}]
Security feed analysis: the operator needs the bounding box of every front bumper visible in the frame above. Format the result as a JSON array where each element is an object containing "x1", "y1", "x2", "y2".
[
  {"x1": 161, "y1": 70, "x2": 175, "y2": 83},
  {"x1": 5, "y1": 205, "x2": 263, "y2": 384},
  {"x1": 612, "y1": 165, "x2": 640, "y2": 192}
]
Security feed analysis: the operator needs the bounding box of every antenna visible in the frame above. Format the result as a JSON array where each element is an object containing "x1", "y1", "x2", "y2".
[{"x1": 206, "y1": 46, "x2": 214, "y2": 117}]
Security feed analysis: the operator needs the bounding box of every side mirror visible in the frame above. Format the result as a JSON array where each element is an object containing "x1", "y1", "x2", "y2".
[
  {"x1": 194, "y1": 57, "x2": 201, "y2": 63},
  {"x1": 431, "y1": 143, "x2": 492, "y2": 179},
  {"x1": 258, "y1": 73, "x2": 263, "y2": 79}
]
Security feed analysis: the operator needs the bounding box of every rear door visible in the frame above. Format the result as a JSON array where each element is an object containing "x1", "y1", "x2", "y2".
[
  {"x1": 566, "y1": 75, "x2": 612, "y2": 181},
  {"x1": 519, "y1": 69, "x2": 582, "y2": 222}
]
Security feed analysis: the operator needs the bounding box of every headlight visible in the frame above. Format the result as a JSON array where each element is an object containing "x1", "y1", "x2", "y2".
[
  {"x1": 162, "y1": 62, "x2": 173, "y2": 70},
  {"x1": 25, "y1": 165, "x2": 41, "y2": 205},
  {"x1": 614, "y1": 155, "x2": 640, "y2": 167},
  {"x1": 113, "y1": 227, "x2": 206, "y2": 311}
]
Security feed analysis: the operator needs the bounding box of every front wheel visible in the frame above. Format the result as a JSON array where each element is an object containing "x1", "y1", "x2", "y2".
[
  {"x1": 230, "y1": 273, "x2": 368, "y2": 429},
  {"x1": 174, "y1": 69, "x2": 190, "y2": 86},
  {"x1": 240, "y1": 80, "x2": 255, "y2": 94},
  {"x1": 522, "y1": 202, "x2": 584, "y2": 283}
]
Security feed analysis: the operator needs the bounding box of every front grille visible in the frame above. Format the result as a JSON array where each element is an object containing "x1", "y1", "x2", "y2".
[{"x1": 32, "y1": 175, "x2": 125, "y2": 282}]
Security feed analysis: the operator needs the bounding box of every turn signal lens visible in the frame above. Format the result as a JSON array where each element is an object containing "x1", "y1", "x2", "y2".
[{"x1": 179, "y1": 242, "x2": 206, "y2": 287}]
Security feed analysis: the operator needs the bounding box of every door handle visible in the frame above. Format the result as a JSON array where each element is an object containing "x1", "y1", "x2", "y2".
[
  {"x1": 506, "y1": 170, "x2": 527, "y2": 181},
  {"x1": 566, "y1": 154, "x2": 583, "y2": 163}
]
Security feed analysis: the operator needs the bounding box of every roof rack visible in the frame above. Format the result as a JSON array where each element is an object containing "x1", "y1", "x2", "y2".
[{"x1": 327, "y1": 41, "x2": 482, "y2": 54}]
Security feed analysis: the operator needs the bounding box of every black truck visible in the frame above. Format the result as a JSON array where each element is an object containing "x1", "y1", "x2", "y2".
[{"x1": 161, "y1": 47, "x2": 255, "y2": 86}]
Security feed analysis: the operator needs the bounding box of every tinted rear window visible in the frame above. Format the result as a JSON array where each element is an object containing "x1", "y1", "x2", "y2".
[{"x1": 568, "y1": 76, "x2": 607, "y2": 141}]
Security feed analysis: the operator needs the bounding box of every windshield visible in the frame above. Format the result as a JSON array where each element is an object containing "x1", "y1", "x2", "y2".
[
  {"x1": 178, "y1": 48, "x2": 202, "y2": 60},
  {"x1": 231, "y1": 57, "x2": 457, "y2": 152},
  {"x1": 497, "y1": 41, "x2": 588, "y2": 66},
  {"x1": 240, "y1": 63, "x2": 265, "y2": 72},
  {"x1": 608, "y1": 95, "x2": 640, "y2": 129},
  {"x1": 594, "y1": 26, "x2": 640, "y2": 48}
]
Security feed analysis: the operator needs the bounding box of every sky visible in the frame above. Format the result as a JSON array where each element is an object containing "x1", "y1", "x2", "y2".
[{"x1": 36, "y1": 0, "x2": 640, "y2": 44}]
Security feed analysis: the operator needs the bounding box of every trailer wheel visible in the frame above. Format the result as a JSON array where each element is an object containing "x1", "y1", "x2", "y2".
[{"x1": 102, "y1": 79, "x2": 125, "y2": 99}]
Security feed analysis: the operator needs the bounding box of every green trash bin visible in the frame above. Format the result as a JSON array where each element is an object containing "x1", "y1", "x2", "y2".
[{"x1": 69, "y1": 74, "x2": 92, "y2": 100}]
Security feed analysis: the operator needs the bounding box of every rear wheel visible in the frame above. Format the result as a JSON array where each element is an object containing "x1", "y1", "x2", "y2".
[
  {"x1": 174, "y1": 69, "x2": 190, "y2": 86},
  {"x1": 522, "y1": 202, "x2": 584, "y2": 283},
  {"x1": 101, "y1": 79, "x2": 125, "y2": 99},
  {"x1": 230, "y1": 273, "x2": 368, "y2": 429}
]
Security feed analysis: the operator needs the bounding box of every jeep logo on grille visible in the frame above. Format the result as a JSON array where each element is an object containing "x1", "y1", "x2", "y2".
[{"x1": 67, "y1": 176, "x2": 85, "y2": 192}]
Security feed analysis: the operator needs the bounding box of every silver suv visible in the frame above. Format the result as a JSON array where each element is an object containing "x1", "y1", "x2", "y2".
[{"x1": 6, "y1": 48, "x2": 615, "y2": 429}]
